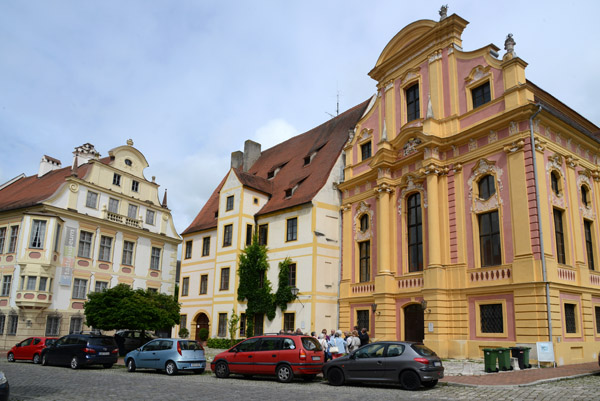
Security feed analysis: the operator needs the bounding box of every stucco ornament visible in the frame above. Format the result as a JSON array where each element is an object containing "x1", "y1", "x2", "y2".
[
  {"x1": 503, "y1": 33, "x2": 516, "y2": 60},
  {"x1": 354, "y1": 201, "x2": 373, "y2": 242},
  {"x1": 546, "y1": 154, "x2": 565, "y2": 208},
  {"x1": 509, "y1": 121, "x2": 519, "y2": 135},
  {"x1": 360, "y1": 128, "x2": 371, "y2": 141},
  {"x1": 381, "y1": 121, "x2": 388, "y2": 141},
  {"x1": 577, "y1": 173, "x2": 596, "y2": 220},
  {"x1": 439, "y1": 4, "x2": 448, "y2": 20},
  {"x1": 465, "y1": 65, "x2": 490, "y2": 86},
  {"x1": 397, "y1": 175, "x2": 427, "y2": 214},
  {"x1": 488, "y1": 130, "x2": 497, "y2": 144},
  {"x1": 402, "y1": 138, "x2": 422, "y2": 157},
  {"x1": 467, "y1": 159, "x2": 504, "y2": 212},
  {"x1": 468, "y1": 138, "x2": 478, "y2": 151},
  {"x1": 347, "y1": 129, "x2": 355, "y2": 144}
]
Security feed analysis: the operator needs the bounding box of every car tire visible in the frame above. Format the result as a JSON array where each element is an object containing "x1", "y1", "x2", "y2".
[
  {"x1": 327, "y1": 367, "x2": 345, "y2": 386},
  {"x1": 103, "y1": 363, "x2": 113, "y2": 369},
  {"x1": 7, "y1": 353, "x2": 14, "y2": 362},
  {"x1": 422, "y1": 379, "x2": 438, "y2": 388},
  {"x1": 194, "y1": 369, "x2": 205, "y2": 374},
  {"x1": 303, "y1": 374, "x2": 317, "y2": 382},
  {"x1": 276, "y1": 364, "x2": 294, "y2": 383},
  {"x1": 127, "y1": 359, "x2": 136, "y2": 373},
  {"x1": 165, "y1": 361, "x2": 178, "y2": 376},
  {"x1": 41, "y1": 353, "x2": 49, "y2": 366},
  {"x1": 70, "y1": 356, "x2": 80, "y2": 370},
  {"x1": 214, "y1": 361, "x2": 230, "y2": 378},
  {"x1": 400, "y1": 370, "x2": 421, "y2": 391},
  {"x1": 33, "y1": 353, "x2": 41, "y2": 364}
]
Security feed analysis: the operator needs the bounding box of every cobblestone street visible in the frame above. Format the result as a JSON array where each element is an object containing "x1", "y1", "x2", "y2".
[{"x1": 2, "y1": 359, "x2": 599, "y2": 401}]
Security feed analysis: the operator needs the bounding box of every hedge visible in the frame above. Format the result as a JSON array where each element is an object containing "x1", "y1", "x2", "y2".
[{"x1": 206, "y1": 338, "x2": 244, "y2": 349}]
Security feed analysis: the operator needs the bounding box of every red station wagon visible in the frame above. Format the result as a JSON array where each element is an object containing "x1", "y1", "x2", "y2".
[
  {"x1": 8, "y1": 337, "x2": 57, "y2": 364},
  {"x1": 212, "y1": 334, "x2": 324, "y2": 383}
]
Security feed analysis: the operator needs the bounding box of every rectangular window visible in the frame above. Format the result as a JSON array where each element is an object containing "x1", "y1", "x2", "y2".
[
  {"x1": 226, "y1": 195, "x2": 234, "y2": 211},
  {"x1": 240, "y1": 313, "x2": 246, "y2": 337},
  {"x1": 185, "y1": 240, "x2": 193, "y2": 259},
  {"x1": 8, "y1": 315, "x2": 18, "y2": 335},
  {"x1": 26, "y1": 276, "x2": 36, "y2": 291},
  {"x1": 127, "y1": 204, "x2": 138, "y2": 219},
  {"x1": 181, "y1": 277, "x2": 189, "y2": 296},
  {"x1": 53, "y1": 224, "x2": 61, "y2": 252},
  {"x1": 122, "y1": 241, "x2": 134, "y2": 265},
  {"x1": 288, "y1": 263, "x2": 296, "y2": 287},
  {"x1": 77, "y1": 231, "x2": 93, "y2": 258},
  {"x1": 254, "y1": 314, "x2": 264, "y2": 336},
  {"x1": 199, "y1": 275, "x2": 208, "y2": 295},
  {"x1": 86, "y1": 191, "x2": 98, "y2": 208},
  {"x1": 70, "y1": 317, "x2": 83, "y2": 334},
  {"x1": 0, "y1": 315, "x2": 5, "y2": 335},
  {"x1": 146, "y1": 210, "x2": 155, "y2": 225},
  {"x1": 38, "y1": 276, "x2": 47, "y2": 291},
  {"x1": 46, "y1": 316, "x2": 60, "y2": 336},
  {"x1": 584, "y1": 220, "x2": 594, "y2": 270},
  {"x1": 564, "y1": 303, "x2": 576, "y2": 334},
  {"x1": 359, "y1": 241, "x2": 370, "y2": 282},
  {"x1": 1, "y1": 276, "x2": 11, "y2": 296},
  {"x1": 357, "y1": 310, "x2": 370, "y2": 332},
  {"x1": 595, "y1": 306, "x2": 600, "y2": 334},
  {"x1": 258, "y1": 224, "x2": 268, "y2": 246},
  {"x1": 360, "y1": 141, "x2": 372, "y2": 160},
  {"x1": 472, "y1": 81, "x2": 491, "y2": 108},
  {"x1": 202, "y1": 237, "x2": 210, "y2": 256},
  {"x1": 218, "y1": 313, "x2": 227, "y2": 337},
  {"x1": 406, "y1": 83, "x2": 420, "y2": 122},
  {"x1": 479, "y1": 211, "x2": 502, "y2": 267},
  {"x1": 98, "y1": 236, "x2": 112, "y2": 262},
  {"x1": 480, "y1": 304, "x2": 504, "y2": 333},
  {"x1": 8, "y1": 226, "x2": 18, "y2": 253},
  {"x1": 286, "y1": 218, "x2": 297, "y2": 242},
  {"x1": 108, "y1": 198, "x2": 119, "y2": 213},
  {"x1": 113, "y1": 173, "x2": 121, "y2": 186},
  {"x1": 180, "y1": 314, "x2": 187, "y2": 329},
  {"x1": 246, "y1": 224, "x2": 253, "y2": 246},
  {"x1": 131, "y1": 180, "x2": 139, "y2": 192},
  {"x1": 72, "y1": 278, "x2": 88, "y2": 299},
  {"x1": 283, "y1": 313, "x2": 295, "y2": 332},
  {"x1": 554, "y1": 209, "x2": 566, "y2": 264},
  {"x1": 94, "y1": 281, "x2": 108, "y2": 292},
  {"x1": 220, "y1": 267, "x2": 230, "y2": 291},
  {"x1": 150, "y1": 247, "x2": 161, "y2": 270},
  {"x1": 407, "y1": 193, "x2": 423, "y2": 272},
  {"x1": 0, "y1": 227, "x2": 5, "y2": 254},
  {"x1": 29, "y1": 220, "x2": 46, "y2": 249},
  {"x1": 223, "y1": 224, "x2": 233, "y2": 247}
]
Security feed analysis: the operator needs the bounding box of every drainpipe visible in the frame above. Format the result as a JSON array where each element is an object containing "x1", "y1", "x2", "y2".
[{"x1": 529, "y1": 104, "x2": 553, "y2": 342}]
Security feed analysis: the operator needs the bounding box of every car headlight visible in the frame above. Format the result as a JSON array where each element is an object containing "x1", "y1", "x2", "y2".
[{"x1": 0, "y1": 372, "x2": 7, "y2": 385}]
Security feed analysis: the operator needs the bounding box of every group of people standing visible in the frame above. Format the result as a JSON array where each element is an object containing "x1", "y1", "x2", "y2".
[{"x1": 312, "y1": 326, "x2": 369, "y2": 361}]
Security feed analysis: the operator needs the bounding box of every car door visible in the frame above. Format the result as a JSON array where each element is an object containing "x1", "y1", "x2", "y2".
[
  {"x1": 229, "y1": 338, "x2": 260, "y2": 374},
  {"x1": 345, "y1": 343, "x2": 387, "y2": 381},
  {"x1": 136, "y1": 340, "x2": 161, "y2": 369},
  {"x1": 382, "y1": 343, "x2": 407, "y2": 381},
  {"x1": 14, "y1": 338, "x2": 33, "y2": 360},
  {"x1": 153, "y1": 340, "x2": 173, "y2": 370},
  {"x1": 252, "y1": 337, "x2": 281, "y2": 375}
]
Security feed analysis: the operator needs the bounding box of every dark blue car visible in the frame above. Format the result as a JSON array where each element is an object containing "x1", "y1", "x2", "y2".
[{"x1": 41, "y1": 333, "x2": 119, "y2": 369}]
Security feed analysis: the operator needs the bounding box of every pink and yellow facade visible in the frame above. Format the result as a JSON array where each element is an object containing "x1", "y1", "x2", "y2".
[{"x1": 338, "y1": 13, "x2": 600, "y2": 365}]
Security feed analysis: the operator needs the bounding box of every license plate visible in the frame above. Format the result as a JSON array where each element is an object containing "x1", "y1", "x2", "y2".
[
  {"x1": 99, "y1": 352, "x2": 109, "y2": 356},
  {"x1": 312, "y1": 356, "x2": 321, "y2": 361},
  {"x1": 434, "y1": 361, "x2": 441, "y2": 367},
  {"x1": 190, "y1": 363, "x2": 203, "y2": 367}
]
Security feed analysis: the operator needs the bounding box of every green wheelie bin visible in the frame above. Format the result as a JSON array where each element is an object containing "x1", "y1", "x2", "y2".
[
  {"x1": 497, "y1": 347, "x2": 513, "y2": 371},
  {"x1": 521, "y1": 347, "x2": 532, "y2": 369},
  {"x1": 483, "y1": 348, "x2": 499, "y2": 373}
]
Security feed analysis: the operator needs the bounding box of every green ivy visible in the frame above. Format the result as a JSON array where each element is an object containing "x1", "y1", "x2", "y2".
[{"x1": 274, "y1": 257, "x2": 296, "y2": 311}]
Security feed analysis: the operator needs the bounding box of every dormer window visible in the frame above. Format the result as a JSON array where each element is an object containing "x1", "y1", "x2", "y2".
[
  {"x1": 406, "y1": 83, "x2": 420, "y2": 122},
  {"x1": 303, "y1": 156, "x2": 311, "y2": 166},
  {"x1": 285, "y1": 188, "x2": 293, "y2": 198},
  {"x1": 267, "y1": 170, "x2": 275, "y2": 179},
  {"x1": 361, "y1": 142, "x2": 372, "y2": 161}
]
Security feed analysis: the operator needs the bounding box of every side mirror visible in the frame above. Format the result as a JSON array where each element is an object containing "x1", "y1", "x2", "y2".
[
  {"x1": 15, "y1": 343, "x2": 20, "y2": 347},
  {"x1": 350, "y1": 352, "x2": 357, "y2": 360}
]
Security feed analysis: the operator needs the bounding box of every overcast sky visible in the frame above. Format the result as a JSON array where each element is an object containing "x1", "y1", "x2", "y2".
[{"x1": 1, "y1": 0, "x2": 599, "y2": 237}]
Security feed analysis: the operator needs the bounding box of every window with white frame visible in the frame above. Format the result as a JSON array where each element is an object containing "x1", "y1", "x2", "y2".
[
  {"x1": 1, "y1": 276, "x2": 11, "y2": 296},
  {"x1": 108, "y1": 198, "x2": 119, "y2": 213},
  {"x1": 7, "y1": 315, "x2": 18, "y2": 335},
  {"x1": 200, "y1": 275, "x2": 208, "y2": 295},
  {"x1": 131, "y1": 180, "x2": 139, "y2": 192},
  {"x1": 72, "y1": 278, "x2": 88, "y2": 299},
  {"x1": 223, "y1": 224, "x2": 233, "y2": 247},
  {"x1": 0, "y1": 227, "x2": 5, "y2": 254},
  {"x1": 127, "y1": 204, "x2": 138, "y2": 219},
  {"x1": 122, "y1": 241, "x2": 134, "y2": 265},
  {"x1": 8, "y1": 226, "x2": 18, "y2": 253},
  {"x1": 286, "y1": 218, "x2": 297, "y2": 242},
  {"x1": 146, "y1": 210, "x2": 155, "y2": 225},
  {"x1": 77, "y1": 231, "x2": 93, "y2": 258},
  {"x1": 202, "y1": 237, "x2": 210, "y2": 256},
  {"x1": 181, "y1": 277, "x2": 189, "y2": 296},
  {"x1": 38, "y1": 277, "x2": 47, "y2": 291},
  {"x1": 185, "y1": 240, "x2": 192, "y2": 259},
  {"x1": 53, "y1": 224, "x2": 61, "y2": 252},
  {"x1": 94, "y1": 280, "x2": 108, "y2": 292},
  {"x1": 113, "y1": 173, "x2": 121, "y2": 186},
  {"x1": 150, "y1": 247, "x2": 161, "y2": 270},
  {"x1": 46, "y1": 316, "x2": 60, "y2": 336},
  {"x1": 26, "y1": 276, "x2": 36, "y2": 291},
  {"x1": 86, "y1": 191, "x2": 98, "y2": 208},
  {"x1": 0, "y1": 315, "x2": 5, "y2": 335},
  {"x1": 70, "y1": 316, "x2": 83, "y2": 334},
  {"x1": 226, "y1": 195, "x2": 234, "y2": 211},
  {"x1": 218, "y1": 313, "x2": 227, "y2": 337},
  {"x1": 98, "y1": 236, "x2": 112, "y2": 262},
  {"x1": 220, "y1": 267, "x2": 230, "y2": 291},
  {"x1": 29, "y1": 220, "x2": 46, "y2": 249}
]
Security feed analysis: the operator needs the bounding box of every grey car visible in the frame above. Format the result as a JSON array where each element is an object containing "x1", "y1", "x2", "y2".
[
  {"x1": 125, "y1": 338, "x2": 206, "y2": 375},
  {"x1": 322, "y1": 341, "x2": 444, "y2": 390}
]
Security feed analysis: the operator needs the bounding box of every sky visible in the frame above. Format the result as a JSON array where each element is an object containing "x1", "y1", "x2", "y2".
[{"x1": 1, "y1": 0, "x2": 600, "y2": 237}]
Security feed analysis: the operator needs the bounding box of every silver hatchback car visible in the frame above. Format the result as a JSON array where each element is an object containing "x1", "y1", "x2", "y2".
[{"x1": 125, "y1": 338, "x2": 206, "y2": 375}]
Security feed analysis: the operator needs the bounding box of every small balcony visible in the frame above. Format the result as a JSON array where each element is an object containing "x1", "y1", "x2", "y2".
[{"x1": 105, "y1": 211, "x2": 142, "y2": 228}]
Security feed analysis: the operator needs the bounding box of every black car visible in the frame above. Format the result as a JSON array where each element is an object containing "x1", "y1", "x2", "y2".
[
  {"x1": 41, "y1": 333, "x2": 119, "y2": 369},
  {"x1": 323, "y1": 341, "x2": 444, "y2": 390},
  {"x1": 0, "y1": 371, "x2": 8, "y2": 401},
  {"x1": 114, "y1": 330, "x2": 156, "y2": 356}
]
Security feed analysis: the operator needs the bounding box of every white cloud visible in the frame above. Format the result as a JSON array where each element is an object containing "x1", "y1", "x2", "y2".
[{"x1": 253, "y1": 119, "x2": 299, "y2": 151}]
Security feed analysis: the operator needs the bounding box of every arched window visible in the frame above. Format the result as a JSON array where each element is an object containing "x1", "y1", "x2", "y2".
[
  {"x1": 360, "y1": 214, "x2": 369, "y2": 232},
  {"x1": 551, "y1": 171, "x2": 560, "y2": 196},
  {"x1": 581, "y1": 186, "x2": 589, "y2": 207},
  {"x1": 407, "y1": 193, "x2": 423, "y2": 272},
  {"x1": 478, "y1": 174, "x2": 496, "y2": 200}
]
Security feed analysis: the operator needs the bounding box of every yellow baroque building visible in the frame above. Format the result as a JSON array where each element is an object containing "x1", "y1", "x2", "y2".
[{"x1": 339, "y1": 13, "x2": 600, "y2": 365}]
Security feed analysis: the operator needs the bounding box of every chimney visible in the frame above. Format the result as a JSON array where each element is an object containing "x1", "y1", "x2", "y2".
[
  {"x1": 73, "y1": 143, "x2": 100, "y2": 167},
  {"x1": 231, "y1": 151, "x2": 243, "y2": 170},
  {"x1": 243, "y1": 140, "x2": 261, "y2": 172},
  {"x1": 38, "y1": 155, "x2": 62, "y2": 177}
]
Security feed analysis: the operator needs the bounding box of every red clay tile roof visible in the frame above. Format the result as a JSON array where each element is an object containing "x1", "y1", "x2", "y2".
[{"x1": 181, "y1": 100, "x2": 370, "y2": 235}]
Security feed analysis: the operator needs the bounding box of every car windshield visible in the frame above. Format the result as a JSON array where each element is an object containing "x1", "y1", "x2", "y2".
[
  {"x1": 179, "y1": 340, "x2": 202, "y2": 350},
  {"x1": 88, "y1": 337, "x2": 117, "y2": 347},
  {"x1": 301, "y1": 337, "x2": 321, "y2": 351},
  {"x1": 45, "y1": 339, "x2": 56, "y2": 346},
  {"x1": 411, "y1": 343, "x2": 437, "y2": 357}
]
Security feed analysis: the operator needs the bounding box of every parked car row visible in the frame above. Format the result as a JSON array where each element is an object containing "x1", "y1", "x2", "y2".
[{"x1": 6, "y1": 332, "x2": 444, "y2": 390}]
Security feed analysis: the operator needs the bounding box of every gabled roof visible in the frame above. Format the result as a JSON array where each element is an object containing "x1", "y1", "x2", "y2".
[{"x1": 181, "y1": 100, "x2": 370, "y2": 235}]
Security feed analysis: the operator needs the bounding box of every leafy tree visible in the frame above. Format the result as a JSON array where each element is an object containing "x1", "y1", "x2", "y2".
[
  {"x1": 228, "y1": 310, "x2": 240, "y2": 347},
  {"x1": 84, "y1": 284, "x2": 180, "y2": 333},
  {"x1": 274, "y1": 257, "x2": 296, "y2": 311}
]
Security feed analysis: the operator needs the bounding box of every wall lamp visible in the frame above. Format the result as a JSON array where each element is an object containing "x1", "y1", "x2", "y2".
[
  {"x1": 290, "y1": 287, "x2": 304, "y2": 306},
  {"x1": 421, "y1": 300, "x2": 431, "y2": 313},
  {"x1": 371, "y1": 303, "x2": 380, "y2": 316}
]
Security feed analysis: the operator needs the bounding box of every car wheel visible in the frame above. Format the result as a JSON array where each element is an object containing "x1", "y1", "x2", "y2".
[
  {"x1": 7, "y1": 353, "x2": 14, "y2": 362},
  {"x1": 327, "y1": 367, "x2": 345, "y2": 386},
  {"x1": 303, "y1": 374, "x2": 317, "y2": 382},
  {"x1": 127, "y1": 359, "x2": 136, "y2": 373},
  {"x1": 214, "y1": 361, "x2": 230, "y2": 378},
  {"x1": 276, "y1": 364, "x2": 294, "y2": 383},
  {"x1": 400, "y1": 370, "x2": 421, "y2": 391},
  {"x1": 33, "y1": 353, "x2": 41, "y2": 364},
  {"x1": 194, "y1": 368, "x2": 205, "y2": 374},
  {"x1": 41, "y1": 353, "x2": 49, "y2": 366},
  {"x1": 165, "y1": 361, "x2": 178, "y2": 376},
  {"x1": 70, "y1": 356, "x2": 80, "y2": 370},
  {"x1": 103, "y1": 363, "x2": 113, "y2": 369},
  {"x1": 422, "y1": 379, "x2": 438, "y2": 388}
]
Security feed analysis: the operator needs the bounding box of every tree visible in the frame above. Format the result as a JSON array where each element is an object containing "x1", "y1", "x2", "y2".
[{"x1": 84, "y1": 284, "x2": 180, "y2": 332}]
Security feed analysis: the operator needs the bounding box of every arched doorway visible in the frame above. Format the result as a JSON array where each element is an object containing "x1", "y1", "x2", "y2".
[
  {"x1": 195, "y1": 313, "x2": 209, "y2": 342},
  {"x1": 404, "y1": 304, "x2": 424, "y2": 342}
]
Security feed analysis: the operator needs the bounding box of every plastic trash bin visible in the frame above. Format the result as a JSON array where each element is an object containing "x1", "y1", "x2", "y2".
[
  {"x1": 497, "y1": 347, "x2": 513, "y2": 371},
  {"x1": 483, "y1": 348, "x2": 499, "y2": 373},
  {"x1": 522, "y1": 347, "x2": 532, "y2": 369},
  {"x1": 510, "y1": 346, "x2": 532, "y2": 369}
]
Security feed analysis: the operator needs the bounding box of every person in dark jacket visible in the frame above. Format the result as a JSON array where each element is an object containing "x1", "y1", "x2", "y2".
[{"x1": 359, "y1": 328, "x2": 369, "y2": 346}]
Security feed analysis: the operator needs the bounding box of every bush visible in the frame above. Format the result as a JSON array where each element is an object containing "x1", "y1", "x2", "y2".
[
  {"x1": 207, "y1": 338, "x2": 244, "y2": 349},
  {"x1": 198, "y1": 328, "x2": 209, "y2": 341},
  {"x1": 179, "y1": 327, "x2": 189, "y2": 339}
]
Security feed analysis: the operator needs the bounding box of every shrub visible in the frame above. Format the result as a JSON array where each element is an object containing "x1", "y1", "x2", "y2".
[
  {"x1": 207, "y1": 338, "x2": 243, "y2": 349},
  {"x1": 198, "y1": 328, "x2": 209, "y2": 341},
  {"x1": 179, "y1": 327, "x2": 189, "y2": 339}
]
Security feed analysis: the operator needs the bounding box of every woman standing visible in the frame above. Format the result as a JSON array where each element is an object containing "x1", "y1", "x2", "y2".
[{"x1": 328, "y1": 330, "x2": 348, "y2": 359}]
